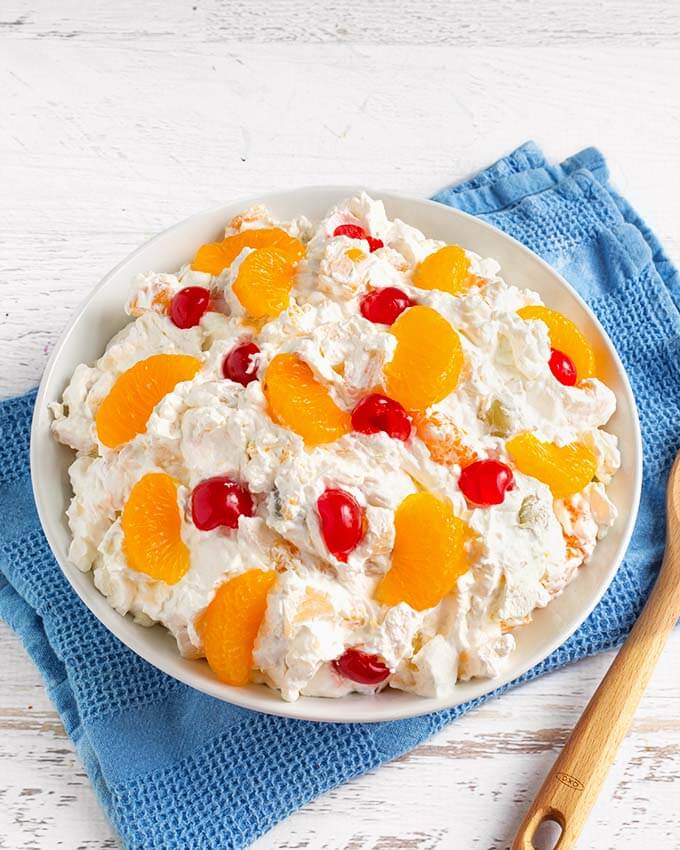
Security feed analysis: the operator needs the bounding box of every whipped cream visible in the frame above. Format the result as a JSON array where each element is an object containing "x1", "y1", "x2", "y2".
[{"x1": 51, "y1": 193, "x2": 620, "y2": 701}]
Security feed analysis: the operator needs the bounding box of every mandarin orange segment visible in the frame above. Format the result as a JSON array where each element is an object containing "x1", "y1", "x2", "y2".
[
  {"x1": 517, "y1": 306, "x2": 596, "y2": 380},
  {"x1": 263, "y1": 353, "x2": 351, "y2": 446},
  {"x1": 385, "y1": 305, "x2": 463, "y2": 411},
  {"x1": 121, "y1": 473, "x2": 189, "y2": 584},
  {"x1": 232, "y1": 247, "x2": 299, "y2": 318},
  {"x1": 506, "y1": 432, "x2": 597, "y2": 499},
  {"x1": 412, "y1": 245, "x2": 472, "y2": 295},
  {"x1": 199, "y1": 569, "x2": 277, "y2": 686},
  {"x1": 375, "y1": 492, "x2": 468, "y2": 611},
  {"x1": 191, "y1": 227, "x2": 304, "y2": 276},
  {"x1": 96, "y1": 354, "x2": 201, "y2": 448}
]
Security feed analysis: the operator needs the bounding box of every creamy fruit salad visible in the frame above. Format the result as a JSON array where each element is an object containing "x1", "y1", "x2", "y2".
[{"x1": 50, "y1": 194, "x2": 620, "y2": 701}]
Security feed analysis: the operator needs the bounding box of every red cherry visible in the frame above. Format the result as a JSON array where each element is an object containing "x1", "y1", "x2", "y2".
[
  {"x1": 351, "y1": 393, "x2": 411, "y2": 441},
  {"x1": 334, "y1": 223, "x2": 367, "y2": 240},
  {"x1": 317, "y1": 488, "x2": 365, "y2": 562},
  {"x1": 359, "y1": 287, "x2": 413, "y2": 325},
  {"x1": 333, "y1": 224, "x2": 383, "y2": 252},
  {"x1": 223, "y1": 341, "x2": 260, "y2": 386},
  {"x1": 549, "y1": 348, "x2": 577, "y2": 386},
  {"x1": 191, "y1": 477, "x2": 254, "y2": 531},
  {"x1": 332, "y1": 648, "x2": 390, "y2": 685},
  {"x1": 459, "y1": 459, "x2": 514, "y2": 506},
  {"x1": 170, "y1": 286, "x2": 210, "y2": 329}
]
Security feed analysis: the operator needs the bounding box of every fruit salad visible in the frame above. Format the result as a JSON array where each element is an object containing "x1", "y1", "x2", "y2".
[{"x1": 50, "y1": 194, "x2": 620, "y2": 701}]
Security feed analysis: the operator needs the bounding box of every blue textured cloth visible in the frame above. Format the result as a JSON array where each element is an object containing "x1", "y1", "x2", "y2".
[{"x1": 1, "y1": 142, "x2": 679, "y2": 850}]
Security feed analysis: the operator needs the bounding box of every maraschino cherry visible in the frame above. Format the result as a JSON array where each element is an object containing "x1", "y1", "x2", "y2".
[
  {"x1": 351, "y1": 393, "x2": 411, "y2": 441},
  {"x1": 549, "y1": 348, "x2": 577, "y2": 386},
  {"x1": 223, "y1": 341, "x2": 260, "y2": 386},
  {"x1": 333, "y1": 648, "x2": 390, "y2": 684},
  {"x1": 360, "y1": 287, "x2": 413, "y2": 325},
  {"x1": 333, "y1": 223, "x2": 384, "y2": 252},
  {"x1": 459, "y1": 459, "x2": 514, "y2": 506},
  {"x1": 170, "y1": 286, "x2": 210, "y2": 329},
  {"x1": 191, "y1": 477, "x2": 254, "y2": 530},
  {"x1": 317, "y1": 488, "x2": 365, "y2": 562}
]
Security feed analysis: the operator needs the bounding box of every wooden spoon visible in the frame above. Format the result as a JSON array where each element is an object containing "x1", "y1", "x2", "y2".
[{"x1": 512, "y1": 452, "x2": 680, "y2": 850}]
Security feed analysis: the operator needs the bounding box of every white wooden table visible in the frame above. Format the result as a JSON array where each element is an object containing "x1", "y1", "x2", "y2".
[{"x1": 2, "y1": 3, "x2": 679, "y2": 848}]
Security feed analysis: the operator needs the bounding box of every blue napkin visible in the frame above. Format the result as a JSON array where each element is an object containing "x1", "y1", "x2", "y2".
[{"x1": 1, "y1": 142, "x2": 679, "y2": 850}]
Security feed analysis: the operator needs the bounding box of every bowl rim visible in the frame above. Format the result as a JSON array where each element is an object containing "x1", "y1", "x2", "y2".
[{"x1": 30, "y1": 185, "x2": 643, "y2": 723}]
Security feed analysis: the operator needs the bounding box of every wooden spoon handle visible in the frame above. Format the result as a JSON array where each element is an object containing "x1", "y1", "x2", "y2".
[{"x1": 511, "y1": 551, "x2": 680, "y2": 850}]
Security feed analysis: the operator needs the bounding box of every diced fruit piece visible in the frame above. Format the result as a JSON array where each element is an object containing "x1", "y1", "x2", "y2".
[
  {"x1": 345, "y1": 248, "x2": 365, "y2": 261},
  {"x1": 375, "y1": 492, "x2": 468, "y2": 611},
  {"x1": 222, "y1": 341, "x2": 260, "y2": 386},
  {"x1": 122, "y1": 473, "x2": 189, "y2": 584},
  {"x1": 360, "y1": 287, "x2": 414, "y2": 325},
  {"x1": 191, "y1": 227, "x2": 304, "y2": 276},
  {"x1": 333, "y1": 224, "x2": 383, "y2": 251},
  {"x1": 170, "y1": 286, "x2": 210, "y2": 329},
  {"x1": 232, "y1": 247, "x2": 299, "y2": 318},
  {"x1": 191, "y1": 477, "x2": 254, "y2": 531},
  {"x1": 351, "y1": 393, "x2": 412, "y2": 441},
  {"x1": 482, "y1": 399, "x2": 513, "y2": 437},
  {"x1": 459, "y1": 459, "x2": 514, "y2": 506},
  {"x1": 199, "y1": 569, "x2": 276, "y2": 686},
  {"x1": 517, "y1": 495, "x2": 548, "y2": 528},
  {"x1": 549, "y1": 348, "x2": 577, "y2": 386},
  {"x1": 517, "y1": 306, "x2": 596, "y2": 380},
  {"x1": 96, "y1": 354, "x2": 202, "y2": 448},
  {"x1": 332, "y1": 648, "x2": 390, "y2": 684},
  {"x1": 294, "y1": 588, "x2": 335, "y2": 624},
  {"x1": 263, "y1": 353, "x2": 351, "y2": 445},
  {"x1": 385, "y1": 305, "x2": 463, "y2": 411},
  {"x1": 317, "y1": 488, "x2": 365, "y2": 562},
  {"x1": 412, "y1": 245, "x2": 472, "y2": 295},
  {"x1": 415, "y1": 412, "x2": 479, "y2": 468},
  {"x1": 506, "y1": 433, "x2": 597, "y2": 498}
]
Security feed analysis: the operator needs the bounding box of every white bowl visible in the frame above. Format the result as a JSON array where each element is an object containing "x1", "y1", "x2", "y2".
[{"x1": 31, "y1": 187, "x2": 642, "y2": 723}]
